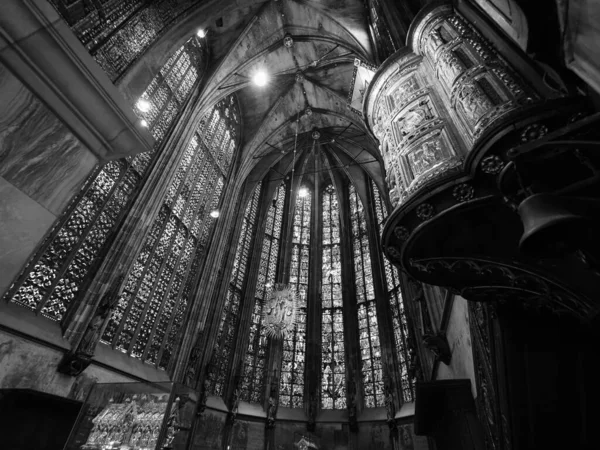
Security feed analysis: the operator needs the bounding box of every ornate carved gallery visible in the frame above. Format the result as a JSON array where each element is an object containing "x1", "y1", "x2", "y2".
[{"x1": 0, "y1": 0, "x2": 599, "y2": 449}]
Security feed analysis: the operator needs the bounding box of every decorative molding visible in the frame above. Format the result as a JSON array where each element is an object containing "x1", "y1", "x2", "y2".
[
  {"x1": 0, "y1": 0, "x2": 154, "y2": 162},
  {"x1": 409, "y1": 257, "x2": 596, "y2": 321}
]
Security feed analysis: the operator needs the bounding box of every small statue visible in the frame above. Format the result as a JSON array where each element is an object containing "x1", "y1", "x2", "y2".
[
  {"x1": 198, "y1": 377, "x2": 209, "y2": 416},
  {"x1": 307, "y1": 393, "x2": 317, "y2": 432},
  {"x1": 58, "y1": 273, "x2": 125, "y2": 376},
  {"x1": 266, "y1": 395, "x2": 277, "y2": 429},
  {"x1": 228, "y1": 386, "x2": 241, "y2": 424},
  {"x1": 78, "y1": 273, "x2": 125, "y2": 355},
  {"x1": 384, "y1": 387, "x2": 396, "y2": 429},
  {"x1": 423, "y1": 332, "x2": 452, "y2": 365},
  {"x1": 348, "y1": 393, "x2": 358, "y2": 432}
]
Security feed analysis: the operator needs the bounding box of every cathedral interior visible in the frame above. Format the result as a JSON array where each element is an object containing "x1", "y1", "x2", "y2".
[{"x1": 1, "y1": 0, "x2": 599, "y2": 449}]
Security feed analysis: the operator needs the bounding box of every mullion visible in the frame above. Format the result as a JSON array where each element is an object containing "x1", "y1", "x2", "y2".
[
  {"x1": 112, "y1": 208, "x2": 171, "y2": 348},
  {"x1": 139, "y1": 145, "x2": 206, "y2": 359},
  {"x1": 3, "y1": 163, "x2": 102, "y2": 308},
  {"x1": 110, "y1": 206, "x2": 170, "y2": 347},
  {"x1": 138, "y1": 220, "x2": 187, "y2": 360},
  {"x1": 154, "y1": 233, "x2": 198, "y2": 366},
  {"x1": 152, "y1": 147, "x2": 221, "y2": 363},
  {"x1": 123, "y1": 143, "x2": 199, "y2": 353},
  {"x1": 36, "y1": 161, "x2": 128, "y2": 315}
]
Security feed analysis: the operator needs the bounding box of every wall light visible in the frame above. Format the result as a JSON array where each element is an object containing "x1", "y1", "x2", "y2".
[
  {"x1": 252, "y1": 70, "x2": 269, "y2": 87},
  {"x1": 140, "y1": 119, "x2": 149, "y2": 128},
  {"x1": 298, "y1": 187, "x2": 309, "y2": 198},
  {"x1": 136, "y1": 98, "x2": 151, "y2": 112},
  {"x1": 210, "y1": 210, "x2": 220, "y2": 218},
  {"x1": 197, "y1": 29, "x2": 206, "y2": 38}
]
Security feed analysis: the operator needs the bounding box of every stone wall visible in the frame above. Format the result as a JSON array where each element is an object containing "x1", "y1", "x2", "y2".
[
  {"x1": 0, "y1": 62, "x2": 98, "y2": 296},
  {"x1": 0, "y1": 330, "x2": 136, "y2": 402}
]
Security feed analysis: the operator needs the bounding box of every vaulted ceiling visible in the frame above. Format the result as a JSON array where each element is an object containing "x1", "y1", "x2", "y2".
[{"x1": 193, "y1": 0, "x2": 385, "y2": 190}]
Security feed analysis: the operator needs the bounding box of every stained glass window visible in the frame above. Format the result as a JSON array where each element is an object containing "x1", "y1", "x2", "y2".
[
  {"x1": 372, "y1": 180, "x2": 414, "y2": 402},
  {"x1": 280, "y1": 187, "x2": 311, "y2": 408},
  {"x1": 5, "y1": 37, "x2": 206, "y2": 323},
  {"x1": 241, "y1": 184, "x2": 286, "y2": 403},
  {"x1": 208, "y1": 183, "x2": 262, "y2": 396},
  {"x1": 321, "y1": 184, "x2": 346, "y2": 409},
  {"x1": 350, "y1": 183, "x2": 384, "y2": 407},
  {"x1": 50, "y1": 0, "x2": 205, "y2": 81},
  {"x1": 100, "y1": 96, "x2": 238, "y2": 370},
  {"x1": 370, "y1": 0, "x2": 398, "y2": 60}
]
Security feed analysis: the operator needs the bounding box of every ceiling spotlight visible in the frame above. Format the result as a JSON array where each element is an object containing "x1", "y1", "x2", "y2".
[
  {"x1": 210, "y1": 210, "x2": 220, "y2": 218},
  {"x1": 140, "y1": 119, "x2": 149, "y2": 128},
  {"x1": 253, "y1": 71, "x2": 269, "y2": 87},
  {"x1": 283, "y1": 34, "x2": 294, "y2": 48},
  {"x1": 197, "y1": 29, "x2": 206, "y2": 38},
  {"x1": 136, "y1": 98, "x2": 151, "y2": 112},
  {"x1": 298, "y1": 187, "x2": 309, "y2": 198}
]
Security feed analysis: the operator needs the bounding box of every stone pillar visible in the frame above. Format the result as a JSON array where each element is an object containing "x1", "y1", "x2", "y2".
[
  {"x1": 305, "y1": 156, "x2": 323, "y2": 427},
  {"x1": 337, "y1": 181, "x2": 362, "y2": 420}
]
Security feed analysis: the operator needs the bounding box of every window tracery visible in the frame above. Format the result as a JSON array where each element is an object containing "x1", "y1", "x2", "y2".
[
  {"x1": 279, "y1": 187, "x2": 311, "y2": 408},
  {"x1": 209, "y1": 184, "x2": 262, "y2": 396},
  {"x1": 350, "y1": 183, "x2": 384, "y2": 407},
  {"x1": 50, "y1": 1, "x2": 206, "y2": 81},
  {"x1": 241, "y1": 184, "x2": 286, "y2": 403},
  {"x1": 321, "y1": 184, "x2": 346, "y2": 410},
  {"x1": 100, "y1": 96, "x2": 238, "y2": 369},
  {"x1": 5, "y1": 37, "x2": 206, "y2": 324},
  {"x1": 372, "y1": 181, "x2": 414, "y2": 402}
]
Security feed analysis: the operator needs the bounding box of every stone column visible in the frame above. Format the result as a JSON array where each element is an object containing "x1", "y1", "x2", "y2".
[{"x1": 305, "y1": 154, "x2": 323, "y2": 427}]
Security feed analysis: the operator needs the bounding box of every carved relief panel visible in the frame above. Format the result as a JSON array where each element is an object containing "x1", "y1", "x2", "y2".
[{"x1": 411, "y1": 6, "x2": 535, "y2": 142}]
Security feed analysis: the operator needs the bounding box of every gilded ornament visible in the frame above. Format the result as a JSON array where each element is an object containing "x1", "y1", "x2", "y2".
[
  {"x1": 520, "y1": 124, "x2": 548, "y2": 142},
  {"x1": 262, "y1": 283, "x2": 299, "y2": 339},
  {"x1": 416, "y1": 203, "x2": 435, "y2": 220},
  {"x1": 283, "y1": 34, "x2": 294, "y2": 48},
  {"x1": 394, "y1": 226, "x2": 410, "y2": 241},
  {"x1": 480, "y1": 155, "x2": 504, "y2": 174},
  {"x1": 452, "y1": 183, "x2": 474, "y2": 202},
  {"x1": 311, "y1": 129, "x2": 321, "y2": 140}
]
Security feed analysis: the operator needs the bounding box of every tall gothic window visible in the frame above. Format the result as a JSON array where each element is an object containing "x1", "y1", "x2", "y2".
[
  {"x1": 372, "y1": 180, "x2": 414, "y2": 402},
  {"x1": 321, "y1": 184, "x2": 346, "y2": 409},
  {"x1": 350, "y1": 183, "x2": 384, "y2": 407},
  {"x1": 100, "y1": 96, "x2": 238, "y2": 370},
  {"x1": 369, "y1": 0, "x2": 398, "y2": 60},
  {"x1": 241, "y1": 183, "x2": 286, "y2": 403},
  {"x1": 209, "y1": 183, "x2": 262, "y2": 396},
  {"x1": 5, "y1": 36, "x2": 206, "y2": 323},
  {"x1": 50, "y1": 0, "x2": 207, "y2": 81},
  {"x1": 279, "y1": 186, "x2": 311, "y2": 407}
]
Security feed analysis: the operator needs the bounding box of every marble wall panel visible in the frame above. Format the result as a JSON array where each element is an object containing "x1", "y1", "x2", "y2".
[
  {"x1": 274, "y1": 421, "x2": 309, "y2": 448},
  {"x1": 230, "y1": 419, "x2": 264, "y2": 450},
  {"x1": 0, "y1": 330, "x2": 134, "y2": 400},
  {"x1": 0, "y1": 176, "x2": 56, "y2": 294},
  {"x1": 193, "y1": 411, "x2": 226, "y2": 450},
  {"x1": 0, "y1": 63, "x2": 98, "y2": 216},
  {"x1": 355, "y1": 422, "x2": 392, "y2": 450}
]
